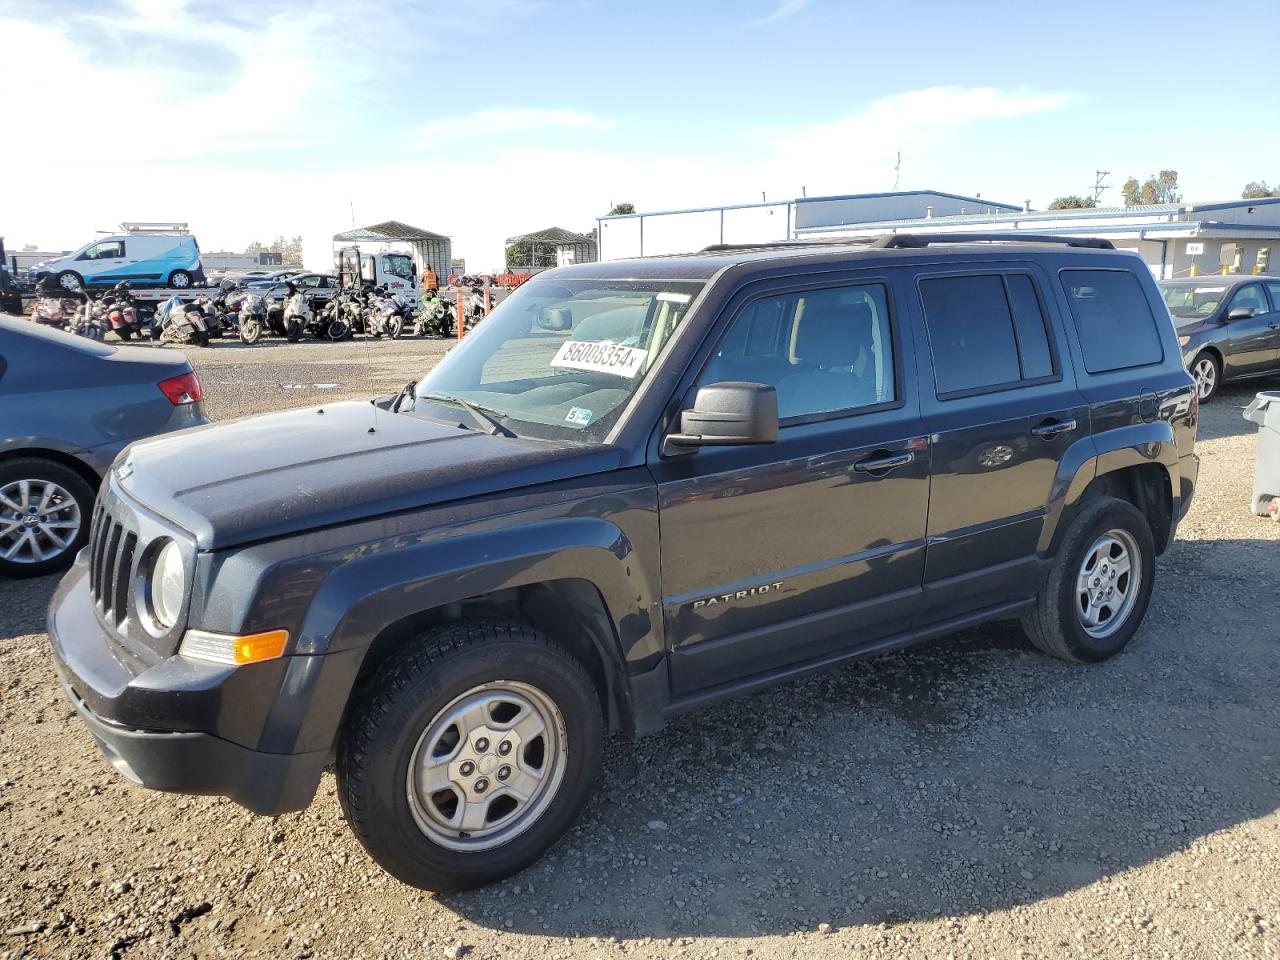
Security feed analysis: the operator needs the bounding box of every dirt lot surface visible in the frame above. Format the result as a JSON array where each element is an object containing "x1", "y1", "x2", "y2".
[{"x1": 2, "y1": 339, "x2": 1278, "y2": 960}]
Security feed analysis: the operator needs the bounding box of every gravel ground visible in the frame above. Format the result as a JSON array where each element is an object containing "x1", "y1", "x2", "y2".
[{"x1": 2, "y1": 339, "x2": 1278, "y2": 960}]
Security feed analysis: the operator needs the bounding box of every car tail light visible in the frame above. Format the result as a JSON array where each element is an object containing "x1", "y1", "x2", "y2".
[{"x1": 158, "y1": 371, "x2": 204, "y2": 405}]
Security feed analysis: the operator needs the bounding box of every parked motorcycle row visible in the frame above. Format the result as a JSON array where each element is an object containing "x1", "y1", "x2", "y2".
[{"x1": 28, "y1": 278, "x2": 489, "y2": 347}]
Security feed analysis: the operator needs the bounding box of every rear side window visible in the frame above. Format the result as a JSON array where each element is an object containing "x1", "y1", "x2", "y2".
[
  {"x1": 919, "y1": 273, "x2": 1057, "y2": 396},
  {"x1": 1061, "y1": 270, "x2": 1164, "y2": 373}
]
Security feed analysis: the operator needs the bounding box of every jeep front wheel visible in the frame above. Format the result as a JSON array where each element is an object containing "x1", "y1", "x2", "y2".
[
  {"x1": 1020, "y1": 496, "x2": 1156, "y2": 663},
  {"x1": 337, "y1": 621, "x2": 603, "y2": 891}
]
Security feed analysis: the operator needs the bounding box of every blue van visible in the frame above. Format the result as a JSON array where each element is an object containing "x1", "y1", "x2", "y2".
[{"x1": 31, "y1": 233, "x2": 205, "y2": 291}]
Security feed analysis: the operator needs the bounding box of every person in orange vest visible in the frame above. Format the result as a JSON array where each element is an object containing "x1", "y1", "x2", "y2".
[{"x1": 422, "y1": 265, "x2": 439, "y2": 294}]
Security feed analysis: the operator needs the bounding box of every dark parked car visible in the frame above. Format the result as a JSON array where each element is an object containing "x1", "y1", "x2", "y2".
[
  {"x1": 1, "y1": 318, "x2": 207, "y2": 576},
  {"x1": 1160, "y1": 274, "x2": 1280, "y2": 401},
  {"x1": 0, "y1": 264, "x2": 22, "y2": 316},
  {"x1": 49, "y1": 235, "x2": 1198, "y2": 890}
]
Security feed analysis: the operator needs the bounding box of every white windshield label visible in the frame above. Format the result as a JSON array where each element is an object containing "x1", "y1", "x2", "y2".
[{"x1": 551, "y1": 340, "x2": 648, "y2": 378}]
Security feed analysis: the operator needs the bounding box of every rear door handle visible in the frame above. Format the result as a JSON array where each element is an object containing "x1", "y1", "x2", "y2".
[
  {"x1": 853, "y1": 450, "x2": 914, "y2": 474},
  {"x1": 1030, "y1": 418, "x2": 1077, "y2": 439}
]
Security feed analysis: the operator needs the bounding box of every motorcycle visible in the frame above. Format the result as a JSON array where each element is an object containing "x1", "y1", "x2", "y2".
[
  {"x1": 316, "y1": 288, "x2": 360, "y2": 341},
  {"x1": 227, "y1": 289, "x2": 268, "y2": 344},
  {"x1": 30, "y1": 295, "x2": 78, "y2": 332},
  {"x1": 281, "y1": 287, "x2": 310, "y2": 342},
  {"x1": 363, "y1": 286, "x2": 408, "y2": 339},
  {"x1": 68, "y1": 294, "x2": 107, "y2": 341},
  {"x1": 463, "y1": 285, "x2": 487, "y2": 333},
  {"x1": 414, "y1": 292, "x2": 452, "y2": 337},
  {"x1": 153, "y1": 295, "x2": 212, "y2": 347},
  {"x1": 100, "y1": 282, "x2": 144, "y2": 341}
]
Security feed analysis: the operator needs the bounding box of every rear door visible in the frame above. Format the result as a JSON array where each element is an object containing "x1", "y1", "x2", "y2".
[
  {"x1": 651, "y1": 272, "x2": 930, "y2": 695},
  {"x1": 910, "y1": 264, "x2": 1088, "y2": 619}
]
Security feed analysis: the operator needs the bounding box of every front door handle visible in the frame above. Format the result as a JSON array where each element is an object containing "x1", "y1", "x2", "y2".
[
  {"x1": 853, "y1": 450, "x2": 914, "y2": 474},
  {"x1": 1030, "y1": 418, "x2": 1077, "y2": 440}
]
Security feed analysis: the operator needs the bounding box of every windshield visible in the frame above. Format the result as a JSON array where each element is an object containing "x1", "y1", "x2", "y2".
[
  {"x1": 382, "y1": 254, "x2": 414, "y2": 281},
  {"x1": 1160, "y1": 283, "x2": 1227, "y2": 319},
  {"x1": 411, "y1": 276, "x2": 704, "y2": 442}
]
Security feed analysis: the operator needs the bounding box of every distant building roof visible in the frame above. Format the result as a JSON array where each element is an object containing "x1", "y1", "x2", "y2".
[
  {"x1": 507, "y1": 227, "x2": 595, "y2": 245},
  {"x1": 333, "y1": 220, "x2": 449, "y2": 242}
]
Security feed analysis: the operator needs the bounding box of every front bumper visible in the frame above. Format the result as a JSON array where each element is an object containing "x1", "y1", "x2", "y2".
[{"x1": 48, "y1": 563, "x2": 329, "y2": 816}]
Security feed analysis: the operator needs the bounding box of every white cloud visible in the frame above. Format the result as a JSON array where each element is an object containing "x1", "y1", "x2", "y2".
[
  {"x1": 414, "y1": 108, "x2": 616, "y2": 148},
  {"x1": 0, "y1": 10, "x2": 1071, "y2": 276},
  {"x1": 746, "y1": 0, "x2": 808, "y2": 26}
]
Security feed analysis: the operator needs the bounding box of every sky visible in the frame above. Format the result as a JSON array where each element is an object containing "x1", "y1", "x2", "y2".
[{"x1": 3, "y1": 0, "x2": 1279, "y2": 272}]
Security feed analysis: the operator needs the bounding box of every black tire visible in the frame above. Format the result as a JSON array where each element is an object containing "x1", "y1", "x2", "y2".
[
  {"x1": 325, "y1": 319, "x2": 351, "y2": 342},
  {"x1": 1020, "y1": 495, "x2": 1156, "y2": 663},
  {"x1": 1189, "y1": 350, "x2": 1221, "y2": 403},
  {"x1": 286, "y1": 319, "x2": 302, "y2": 343},
  {"x1": 386, "y1": 315, "x2": 404, "y2": 339},
  {"x1": 117, "y1": 327, "x2": 132, "y2": 341},
  {"x1": 337, "y1": 621, "x2": 604, "y2": 891},
  {"x1": 0, "y1": 458, "x2": 95, "y2": 579},
  {"x1": 56, "y1": 271, "x2": 83, "y2": 293},
  {"x1": 168, "y1": 270, "x2": 192, "y2": 289},
  {"x1": 240, "y1": 318, "x2": 262, "y2": 344}
]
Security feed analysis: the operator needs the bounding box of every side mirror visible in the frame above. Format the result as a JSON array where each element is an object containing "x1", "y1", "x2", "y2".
[
  {"x1": 665, "y1": 381, "x2": 778, "y2": 452},
  {"x1": 538, "y1": 306, "x2": 572, "y2": 330},
  {"x1": 1226, "y1": 306, "x2": 1256, "y2": 321}
]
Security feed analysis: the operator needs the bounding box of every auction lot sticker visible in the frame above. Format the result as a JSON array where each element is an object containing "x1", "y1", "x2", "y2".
[{"x1": 552, "y1": 340, "x2": 648, "y2": 378}]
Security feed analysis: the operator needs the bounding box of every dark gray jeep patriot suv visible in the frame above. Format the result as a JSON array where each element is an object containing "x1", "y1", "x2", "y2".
[{"x1": 49, "y1": 234, "x2": 1199, "y2": 890}]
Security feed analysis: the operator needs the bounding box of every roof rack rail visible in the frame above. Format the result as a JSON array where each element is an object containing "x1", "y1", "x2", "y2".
[
  {"x1": 699, "y1": 238, "x2": 877, "y2": 253},
  {"x1": 868, "y1": 233, "x2": 1115, "y2": 250},
  {"x1": 699, "y1": 233, "x2": 1114, "y2": 254}
]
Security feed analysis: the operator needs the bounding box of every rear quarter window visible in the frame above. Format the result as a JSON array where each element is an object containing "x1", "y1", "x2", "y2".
[{"x1": 1061, "y1": 269, "x2": 1164, "y2": 373}]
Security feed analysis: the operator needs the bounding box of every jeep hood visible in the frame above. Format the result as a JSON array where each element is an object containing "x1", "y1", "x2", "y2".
[{"x1": 115, "y1": 401, "x2": 620, "y2": 549}]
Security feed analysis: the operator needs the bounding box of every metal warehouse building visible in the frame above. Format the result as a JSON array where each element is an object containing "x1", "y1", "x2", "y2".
[
  {"x1": 796, "y1": 197, "x2": 1280, "y2": 279},
  {"x1": 596, "y1": 190, "x2": 1020, "y2": 261}
]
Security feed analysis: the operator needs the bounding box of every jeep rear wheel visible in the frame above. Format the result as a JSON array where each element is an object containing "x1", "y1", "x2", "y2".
[
  {"x1": 1020, "y1": 496, "x2": 1156, "y2": 663},
  {"x1": 337, "y1": 621, "x2": 603, "y2": 891}
]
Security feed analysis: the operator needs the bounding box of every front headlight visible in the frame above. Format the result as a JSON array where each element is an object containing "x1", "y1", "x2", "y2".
[
  {"x1": 1178, "y1": 335, "x2": 1191, "y2": 347},
  {"x1": 148, "y1": 539, "x2": 185, "y2": 629}
]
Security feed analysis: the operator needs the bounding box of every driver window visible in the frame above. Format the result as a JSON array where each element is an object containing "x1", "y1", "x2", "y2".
[
  {"x1": 1228, "y1": 284, "x2": 1267, "y2": 315},
  {"x1": 82, "y1": 241, "x2": 124, "y2": 261},
  {"x1": 699, "y1": 283, "x2": 895, "y2": 421}
]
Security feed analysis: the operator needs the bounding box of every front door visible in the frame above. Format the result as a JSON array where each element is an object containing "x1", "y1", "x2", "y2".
[
  {"x1": 1221, "y1": 282, "x2": 1279, "y2": 373},
  {"x1": 650, "y1": 277, "x2": 930, "y2": 696},
  {"x1": 910, "y1": 267, "x2": 1088, "y2": 617},
  {"x1": 74, "y1": 239, "x2": 127, "y2": 286},
  {"x1": 1257, "y1": 281, "x2": 1280, "y2": 368}
]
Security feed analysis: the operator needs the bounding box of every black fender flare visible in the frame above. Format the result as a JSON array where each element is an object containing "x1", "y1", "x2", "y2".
[
  {"x1": 1037, "y1": 420, "x2": 1179, "y2": 555},
  {"x1": 275, "y1": 517, "x2": 656, "y2": 756}
]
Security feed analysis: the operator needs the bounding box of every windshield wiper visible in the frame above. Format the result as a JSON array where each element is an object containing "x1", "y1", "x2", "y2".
[{"x1": 418, "y1": 392, "x2": 516, "y2": 438}]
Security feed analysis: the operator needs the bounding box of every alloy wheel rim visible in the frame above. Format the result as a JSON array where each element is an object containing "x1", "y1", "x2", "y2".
[
  {"x1": 1193, "y1": 358, "x2": 1216, "y2": 399},
  {"x1": 406, "y1": 680, "x2": 567, "y2": 852},
  {"x1": 0, "y1": 479, "x2": 81, "y2": 564},
  {"x1": 171, "y1": 273, "x2": 189, "y2": 288},
  {"x1": 1075, "y1": 528, "x2": 1141, "y2": 639},
  {"x1": 59, "y1": 274, "x2": 80, "y2": 291}
]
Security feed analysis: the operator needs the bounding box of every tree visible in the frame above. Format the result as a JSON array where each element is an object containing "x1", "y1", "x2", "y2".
[
  {"x1": 1242, "y1": 181, "x2": 1279, "y2": 199},
  {"x1": 505, "y1": 240, "x2": 557, "y2": 269},
  {"x1": 1047, "y1": 195, "x2": 1097, "y2": 210},
  {"x1": 608, "y1": 202, "x2": 635, "y2": 215},
  {"x1": 1123, "y1": 170, "x2": 1180, "y2": 206}
]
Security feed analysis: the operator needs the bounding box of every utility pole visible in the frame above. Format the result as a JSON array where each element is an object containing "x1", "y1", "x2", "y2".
[
  {"x1": 893, "y1": 151, "x2": 902, "y2": 191},
  {"x1": 1092, "y1": 170, "x2": 1111, "y2": 205}
]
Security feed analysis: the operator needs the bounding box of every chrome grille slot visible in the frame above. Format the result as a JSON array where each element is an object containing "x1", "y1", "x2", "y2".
[
  {"x1": 111, "y1": 532, "x2": 138, "y2": 626},
  {"x1": 87, "y1": 499, "x2": 139, "y2": 630}
]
